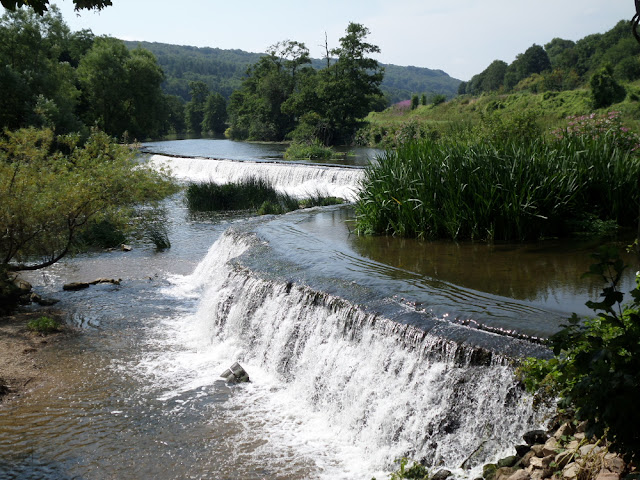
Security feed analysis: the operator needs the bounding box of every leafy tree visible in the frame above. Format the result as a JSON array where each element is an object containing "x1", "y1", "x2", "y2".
[
  {"x1": 411, "y1": 94, "x2": 419, "y2": 110},
  {"x1": 227, "y1": 40, "x2": 311, "y2": 141},
  {"x1": 163, "y1": 94, "x2": 186, "y2": 134},
  {"x1": 0, "y1": 127, "x2": 176, "y2": 274},
  {"x1": 317, "y1": 23, "x2": 384, "y2": 144},
  {"x1": 184, "y1": 81, "x2": 209, "y2": 134},
  {"x1": 0, "y1": 0, "x2": 111, "y2": 15},
  {"x1": 202, "y1": 92, "x2": 227, "y2": 134},
  {"x1": 545, "y1": 38, "x2": 577, "y2": 70},
  {"x1": 0, "y1": 7, "x2": 82, "y2": 132},
  {"x1": 504, "y1": 44, "x2": 551, "y2": 91},
  {"x1": 590, "y1": 64, "x2": 626, "y2": 108},
  {"x1": 77, "y1": 37, "x2": 166, "y2": 139}
]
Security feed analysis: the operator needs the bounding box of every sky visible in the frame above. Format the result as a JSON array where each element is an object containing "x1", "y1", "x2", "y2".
[{"x1": 6, "y1": 0, "x2": 634, "y2": 81}]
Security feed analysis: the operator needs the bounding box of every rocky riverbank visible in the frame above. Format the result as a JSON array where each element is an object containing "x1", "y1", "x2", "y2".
[
  {"x1": 0, "y1": 309, "x2": 68, "y2": 404},
  {"x1": 484, "y1": 421, "x2": 638, "y2": 480}
]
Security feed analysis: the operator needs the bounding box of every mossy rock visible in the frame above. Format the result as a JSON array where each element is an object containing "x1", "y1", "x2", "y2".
[{"x1": 483, "y1": 463, "x2": 498, "y2": 480}]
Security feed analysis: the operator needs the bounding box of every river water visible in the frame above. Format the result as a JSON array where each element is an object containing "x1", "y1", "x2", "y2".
[{"x1": 0, "y1": 140, "x2": 636, "y2": 480}]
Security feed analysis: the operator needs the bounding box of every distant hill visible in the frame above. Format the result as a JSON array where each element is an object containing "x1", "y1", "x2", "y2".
[{"x1": 123, "y1": 40, "x2": 462, "y2": 105}]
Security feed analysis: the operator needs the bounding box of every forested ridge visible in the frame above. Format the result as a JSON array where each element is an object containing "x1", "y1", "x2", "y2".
[{"x1": 123, "y1": 40, "x2": 462, "y2": 105}]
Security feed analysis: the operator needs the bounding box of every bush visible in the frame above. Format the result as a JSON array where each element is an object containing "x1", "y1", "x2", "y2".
[
  {"x1": 519, "y1": 246, "x2": 640, "y2": 459},
  {"x1": 284, "y1": 140, "x2": 334, "y2": 160},
  {"x1": 590, "y1": 64, "x2": 626, "y2": 109},
  {"x1": 27, "y1": 316, "x2": 61, "y2": 334}
]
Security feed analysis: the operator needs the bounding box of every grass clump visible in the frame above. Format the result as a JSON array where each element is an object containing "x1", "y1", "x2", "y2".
[
  {"x1": 284, "y1": 140, "x2": 335, "y2": 160},
  {"x1": 355, "y1": 112, "x2": 640, "y2": 242},
  {"x1": 186, "y1": 177, "x2": 343, "y2": 215},
  {"x1": 27, "y1": 316, "x2": 61, "y2": 334}
]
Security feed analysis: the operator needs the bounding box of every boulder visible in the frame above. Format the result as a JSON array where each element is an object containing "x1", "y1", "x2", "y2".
[
  {"x1": 520, "y1": 451, "x2": 536, "y2": 468},
  {"x1": 555, "y1": 451, "x2": 574, "y2": 470},
  {"x1": 531, "y1": 445, "x2": 545, "y2": 457},
  {"x1": 563, "y1": 462, "x2": 579, "y2": 480},
  {"x1": 515, "y1": 445, "x2": 531, "y2": 457},
  {"x1": 495, "y1": 467, "x2": 516, "y2": 480},
  {"x1": 483, "y1": 464, "x2": 498, "y2": 480},
  {"x1": 220, "y1": 362, "x2": 250, "y2": 383},
  {"x1": 595, "y1": 472, "x2": 620, "y2": 480},
  {"x1": 523, "y1": 430, "x2": 548, "y2": 446},
  {"x1": 432, "y1": 469, "x2": 453, "y2": 480},
  {"x1": 579, "y1": 444, "x2": 602, "y2": 458},
  {"x1": 554, "y1": 422, "x2": 576, "y2": 440},
  {"x1": 498, "y1": 456, "x2": 521, "y2": 469},
  {"x1": 89, "y1": 278, "x2": 121, "y2": 286},
  {"x1": 507, "y1": 470, "x2": 530, "y2": 480},
  {"x1": 542, "y1": 437, "x2": 560, "y2": 456},
  {"x1": 603, "y1": 453, "x2": 625, "y2": 474}
]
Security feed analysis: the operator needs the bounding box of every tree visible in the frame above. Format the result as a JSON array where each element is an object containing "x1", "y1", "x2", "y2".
[
  {"x1": 0, "y1": 128, "x2": 176, "y2": 274},
  {"x1": 185, "y1": 81, "x2": 209, "y2": 135},
  {"x1": 77, "y1": 37, "x2": 166, "y2": 139},
  {"x1": 227, "y1": 40, "x2": 311, "y2": 141},
  {"x1": 202, "y1": 92, "x2": 227, "y2": 134},
  {"x1": 0, "y1": 0, "x2": 111, "y2": 15},
  {"x1": 590, "y1": 64, "x2": 626, "y2": 108},
  {"x1": 0, "y1": 7, "x2": 83, "y2": 132}
]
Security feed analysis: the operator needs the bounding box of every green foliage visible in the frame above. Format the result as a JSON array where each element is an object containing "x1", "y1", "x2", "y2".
[
  {"x1": 229, "y1": 23, "x2": 384, "y2": 145},
  {"x1": 1, "y1": 0, "x2": 111, "y2": 16},
  {"x1": 284, "y1": 140, "x2": 334, "y2": 160},
  {"x1": 387, "y1": 458, "x2": 430, "y2": 480},
  {"x1": 355, "y1": 113, "x2": 640, "y2": 241},
  {"x1": 201, "y1": 92, "x2": 227, "y2": 134},
  {"x1": 411, "y1": 95, "x2": 419, "y2": 110},
  {"x1": 186, "y1": 178, "x2": 342, "y2": 215},
  {"x1": 0, "y1": 127, "x2": 177, "y2": 271},
  {"x1": 519, "y1": 247, "x2": 640, "y2": 458},
  {"x1": 590, "y1": 64, "x2": 626, "y2": 109},
  {"x1": 27, "y1": 315, "x2": 61, "y2": 334}
]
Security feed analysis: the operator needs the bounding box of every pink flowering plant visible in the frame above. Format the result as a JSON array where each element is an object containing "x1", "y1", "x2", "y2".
[{"x1": 552, "y1": 111, "x2": 640, "y2": 154}]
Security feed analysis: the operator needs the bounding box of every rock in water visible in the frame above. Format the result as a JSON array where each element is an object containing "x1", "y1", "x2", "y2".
[{"x1": 220, "y1": 362, "x2": 250, "y2": 383}]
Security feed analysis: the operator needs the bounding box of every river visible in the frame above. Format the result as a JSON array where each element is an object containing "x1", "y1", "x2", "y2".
[{"x1": 0, "y1": 139, "x2": 635, "y2": 480}]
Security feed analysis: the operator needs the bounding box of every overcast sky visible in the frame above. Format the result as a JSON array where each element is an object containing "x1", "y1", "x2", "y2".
[{"x1": 6, "y1": 0, "x2": 633, "y2": 81}]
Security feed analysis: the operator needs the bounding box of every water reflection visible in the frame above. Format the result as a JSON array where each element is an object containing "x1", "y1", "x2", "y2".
[
  {"x1": 140, "y1": 138, "x2": 380, "y2": 166},
  {"x1": 350, "y1": 234, "x2": 639, "y2": 317}
]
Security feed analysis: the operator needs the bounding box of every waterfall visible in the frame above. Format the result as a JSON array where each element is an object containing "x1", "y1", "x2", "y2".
[
  {"x1": 150, "y1": 154, "x2": 365, "y2": 201},
  {"x1": 172, "y1": 228, "x2": 551, "y2": 479}
]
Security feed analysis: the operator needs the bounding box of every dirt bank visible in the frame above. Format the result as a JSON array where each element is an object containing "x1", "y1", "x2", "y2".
[{"x1": 0, "y1": 309, "x2": 69, "y2": 404}]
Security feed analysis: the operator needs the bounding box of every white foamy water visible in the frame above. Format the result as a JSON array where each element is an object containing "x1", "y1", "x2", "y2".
[
  {"x1": 136, "y1": 228, "x2": 551, "y2": 480},
  {"x1": 150, "y1": 154, "x2": 365, "y2": 201}
]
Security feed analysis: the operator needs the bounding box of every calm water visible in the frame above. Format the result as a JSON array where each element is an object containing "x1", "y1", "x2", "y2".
[
  {"x1": 1, "y1": 139, "x2": 637, "y2": 479},
  {"x1": 141, "y1": 138, "x2": 381, "y2": 166}
]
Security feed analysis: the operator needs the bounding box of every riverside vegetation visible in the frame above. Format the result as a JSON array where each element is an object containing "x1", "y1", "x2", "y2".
[{"x1": 185, "y1": 177, "x2": 343, "y2": 215}]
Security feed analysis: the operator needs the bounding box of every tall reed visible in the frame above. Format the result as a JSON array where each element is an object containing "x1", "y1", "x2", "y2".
[{"x1": 355, "y1": 132, "x2": 640, "y2": 241}]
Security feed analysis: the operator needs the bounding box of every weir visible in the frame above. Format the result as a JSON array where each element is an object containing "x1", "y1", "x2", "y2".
[
  {"x1": 149, "y1": 154, "x2": 365, "y2": 201},
  {"x1": 174, "y1": 224, "x2": 552, "y2": 478}
]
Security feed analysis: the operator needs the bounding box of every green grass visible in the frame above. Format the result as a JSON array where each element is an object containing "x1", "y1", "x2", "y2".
[
  {"x1": 27, "y1": 316, "x2": 61, "y2": 334},
  {"x1": 186, "y1": 177, "x2": 343, "y2": 215},
  {"x1": 355, "y1": 132, "x2": 640, "y2": 242},
  {"x1": 284, "y1": 140, "x2": 335, "y2": 160},
  {"x1": 360, "y1": 85, "x2": 640, "y2": 148}
]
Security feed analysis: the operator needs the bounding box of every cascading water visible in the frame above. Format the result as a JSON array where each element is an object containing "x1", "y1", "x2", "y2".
[
  {"x1": 149, "y1": 154, "x2": 365, "y2": 201},
  {"x1": 162, "y1": 225, "x2": 552, "y2": 479},
  {"x1": 0, "y1": 146, "x2": 560, "y2": 480}
]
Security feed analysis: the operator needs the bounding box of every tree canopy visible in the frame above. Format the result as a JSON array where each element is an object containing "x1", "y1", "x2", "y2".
[
  {"x1": 227, "y1": 23, "x2": 384, "y2": 145},
  {"x1": 0, "y1": 128, "x2": 176, "y2": 272},
  {"x1": 0, "y1": 0, "x2": 111, "y2": 15}
]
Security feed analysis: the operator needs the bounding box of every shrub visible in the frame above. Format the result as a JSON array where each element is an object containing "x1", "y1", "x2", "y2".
[
  {"x1": 284, "y1": 140, "x2": 334, "y2": 160},
  {"x1": 519, "y1": 246, "x2": 640, "y2": 459},
  {"x1": 27, "y1": 316, "x2": 61, "y2": 334},
  {"x1": 590, "y1": 64, "x2": 626, "y2": 109}
]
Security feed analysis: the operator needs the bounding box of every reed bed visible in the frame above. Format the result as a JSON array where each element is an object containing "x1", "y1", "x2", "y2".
[
  {"x1": 355, "y1": 133, "x2": 640, "y2": 241},
  {"x1": 185, "y1": 177, "x2": 342, "y2": 214}
]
